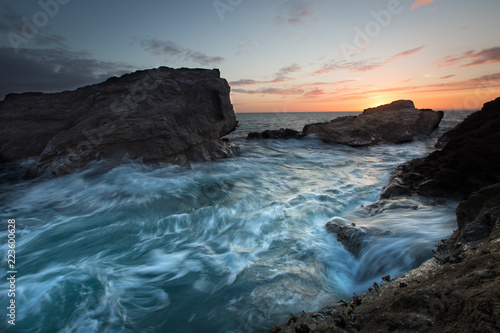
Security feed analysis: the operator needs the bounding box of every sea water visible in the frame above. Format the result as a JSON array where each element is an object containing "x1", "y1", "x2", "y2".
[{"x1": 0, "y1": 111, "x2": 471, "y2": 332}]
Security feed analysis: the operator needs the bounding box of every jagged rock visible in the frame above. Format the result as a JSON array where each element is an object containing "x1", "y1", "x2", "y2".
[
  {"x1": 435, "y1": 182, "x2": 500, "y2": 263},
  {"x1": 247, "y1": 128, "x2": 304, "y2": 140},
  {"x1": 0, "y1": 67, "x2": 238, "y2": 177},
  {"x1": 303, "y1": 100, "x2": 443, "y2": 146},
  {"x1": 381, "y1": 97, "x2": 500, "y2": 200}
]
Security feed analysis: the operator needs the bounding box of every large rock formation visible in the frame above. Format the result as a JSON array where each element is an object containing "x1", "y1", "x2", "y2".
[
  {"x1": 0, "y1": 67, "x2": 238, "y2": 177},
  {"x1": 381, "y1": 97, "x2": 500, "y2": 200},
  {"x1": 303, "y1": 100, "x2": 444, "y2": 146}
]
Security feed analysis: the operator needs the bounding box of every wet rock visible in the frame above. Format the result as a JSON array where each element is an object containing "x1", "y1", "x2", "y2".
[
  {"x1": 303, "y1": 100, "x2": 443, "y2": 146},
  {"x1": 325, "y1": 217, "x2": 368, "y2": 256},
  {"x1": 247, "y1": 128, "x2": 304, "y2": 140},
  {"x1": 381, "y1": 97, "x2": 500, "y2": 200},
  {"x1": 0, "y1": 67, "x2": 238, "y2": 177},
  {"x1": 435, "y1": 182, "x2": 500, "y2": 263}
]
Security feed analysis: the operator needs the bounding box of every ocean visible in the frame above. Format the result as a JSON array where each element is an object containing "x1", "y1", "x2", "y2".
[{"x1": 0, "y1": 111, "x2": 472, "y2": 332}]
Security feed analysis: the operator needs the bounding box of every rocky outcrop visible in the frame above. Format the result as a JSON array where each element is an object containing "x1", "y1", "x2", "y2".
[
  {"x1": 276, "y1": 98, "x2": 500, "y2": 332},
  {"x1": 0, "y1": 67, "x2": 238, "y2": 177},
  {"x1": 381, "y1": 97, "x2": 500, "y2": 200},
  {"x1": 247, "y1": 128, "x2": 304, "y2": 140},
  {"x1": 303, "y1": 100, "x2": 443, "y2": 146},
  {"x1": 247, "y1": 100, "x2": 443, "y2": 146}
]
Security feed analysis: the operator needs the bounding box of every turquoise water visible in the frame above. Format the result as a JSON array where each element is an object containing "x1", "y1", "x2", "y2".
[{"x1": 0, "y1": 111, "x2": 470, "y2": 332}]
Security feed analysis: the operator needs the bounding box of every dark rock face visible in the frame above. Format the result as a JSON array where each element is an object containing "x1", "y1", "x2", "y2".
[
  {"x1": 0, "y1": 67, "x2": 238, "y2": 177},
  {"x1": 381, "y1": 97, "x2": 500, "y2": 200},
  {"x1": 303, "y1": 100, "x2": 443, "y2": 146},
  {"x1": 434, "y1": 182, "x2": 500, "y2": 264},
  {"x1": 247, "y1": 128, "x2": 304, "y2": 140}
]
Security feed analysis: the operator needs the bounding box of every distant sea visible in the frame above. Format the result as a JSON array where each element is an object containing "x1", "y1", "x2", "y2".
[{"x1": 0, "y1": 111, "x2": 472, "y2": 332}]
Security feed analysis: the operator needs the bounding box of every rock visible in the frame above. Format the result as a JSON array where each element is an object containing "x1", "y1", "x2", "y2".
[
  {"x1": 303, "y1": 100, "x2": 443, "y2": 146},
  {"x1": 0, "y1": 67, "x2": 238, "y2": 177},
  {"x1": 381, "y1": 97, "x2": 500, "y2": 200},
  {"x1": 325, "y1": 217, "x2": 368, "y2": 256},
  {"x1": 247, "y1": 128, "x2": 304, "y2": 140},
  {"x1": 435, "y1": 182, "x2": 500, "y2": 263},
  {"x1": 363, "y1": 99, "x2": 415, "y2": 115}
]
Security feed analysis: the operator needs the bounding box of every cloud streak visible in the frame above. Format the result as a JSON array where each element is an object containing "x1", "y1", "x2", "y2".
[
  {"x1": 229, "y1": 64, "x2": 302, "y2": 86},
  {"x1": 411, "y1": 0, "x2": 436, "y2": 10},
  {"x1": 140, "y1": 38, "x2": 224, "y2": 66},
  {"x1": 313, "y1": 46, "x2": 425, "y2": 76},
  {"x1": 275, "y1": 0, "x2": 316, "y2": 26},
  {"x1": 437, "y1": 47, "x2": 500, "y2": 67}
]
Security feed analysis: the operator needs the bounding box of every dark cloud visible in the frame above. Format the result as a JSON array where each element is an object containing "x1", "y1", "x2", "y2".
[
  {"x1": 440, "y1": 74, "x2": 456, "y2": 79},
  {"x1": 140, "y1": 38, "x2": 224, "y2": 66},
  {"x1": 276, "y1": 0, "x2": 316, "y2": 26},
  {"x1": 0, "y1": 47, "x2": 134, "y2": 99}
]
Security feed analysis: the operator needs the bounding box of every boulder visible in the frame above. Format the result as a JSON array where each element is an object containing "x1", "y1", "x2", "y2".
[
  {"x1": 247, "y1": 128, "x2": 304, "y2": 140},
  {"x1": 381, "y1": 97, "x2": 500, "y2": 200},
  {"x1": 303, "y1": 100, "x2": 443, "y2": 146},
  {"x1": 0, "y1": 67, "x2": 239, "y2": 177}
]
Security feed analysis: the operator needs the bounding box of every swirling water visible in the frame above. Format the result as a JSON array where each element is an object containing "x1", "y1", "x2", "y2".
[{"x1": 0, "y1": 111, "x2": 471, "y2": 332}]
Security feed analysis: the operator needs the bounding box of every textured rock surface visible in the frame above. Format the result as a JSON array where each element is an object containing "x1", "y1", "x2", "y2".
[
  {"x1": 0, "y1": 67, "x2": 238, "y2": 177},
  {"x1": 303, "y1": 100, "x2": 443, "y2": 146},
  {"x1": 276, "y1": 98, "x2": 500, "y2": 332},
  {"x1": 247, "y1": 128, "x2": 304, "y2": 140},
  {"x1": 381, "y1": 97, "x2": 500, "y2": 200}
]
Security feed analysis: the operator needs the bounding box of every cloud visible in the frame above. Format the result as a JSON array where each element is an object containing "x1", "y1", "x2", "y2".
[
  {"x1": 440, "y1": 75, "x2": 456, "y2": 79},
  {"x1": 276, "y1": 0, "x2": 316, "y2": 26},
  {"x1": 140, "y1": 38, "x2": 224, "y2": 66},
  {"x1": 303, "y1": 88, "x2": 325, "y2": 97},
  {"x1": 233, "y1": 87, "x2": 305, "y2": 95},
  {"x1": 437, "y1": 47, "x2": 500, "y2": 67},
  {"x1": 229, "y1": 64, "x2": 302, "y2": 86},
  {"x1": 411, "y1": 0, "x2": 436, "y2": 10},
  {"x1": 0, "y1": 4, "x2": 70, "y2": 50},
  {"x1": 313, "y1": 46, "x2": 425, "y2": 75},
  {"x1": 394, "y1": 46, "x2": 425, "y2": 58},
  {"x1": 0, "y1": 47, "x2": 134, "y2": 99}
]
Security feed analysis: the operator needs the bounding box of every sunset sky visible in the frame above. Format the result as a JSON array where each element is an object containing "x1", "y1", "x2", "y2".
[{"x1": 1, "y1": 0, "x2": 499, "y2": 112}]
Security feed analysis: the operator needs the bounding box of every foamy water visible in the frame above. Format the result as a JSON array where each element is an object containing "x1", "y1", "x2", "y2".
[{"x1": 0, "y1": 111, "x2": 471, "y2": 332}]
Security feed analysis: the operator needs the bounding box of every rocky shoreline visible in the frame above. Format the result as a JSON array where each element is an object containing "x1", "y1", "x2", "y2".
[{"x1": 276, "y1": 98, "x2": 500, "y2": 333}]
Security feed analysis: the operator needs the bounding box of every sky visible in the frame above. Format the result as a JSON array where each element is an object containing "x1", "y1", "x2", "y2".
[{"x1": 0, "y1": 0, "x2": 499, "y2": 112}]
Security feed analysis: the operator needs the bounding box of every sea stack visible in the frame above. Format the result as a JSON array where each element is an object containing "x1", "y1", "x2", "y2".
[{"x1": 0, "y1": 67, "x2": 239, "y2": 178}]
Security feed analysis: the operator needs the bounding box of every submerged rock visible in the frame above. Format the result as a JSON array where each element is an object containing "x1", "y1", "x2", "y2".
[
  {"x1": 303, "y1": 100, "x2": 443, "y2": 146},
  {"x1": 0, "y1": 67, "x2": 238, "y2": 177}
]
